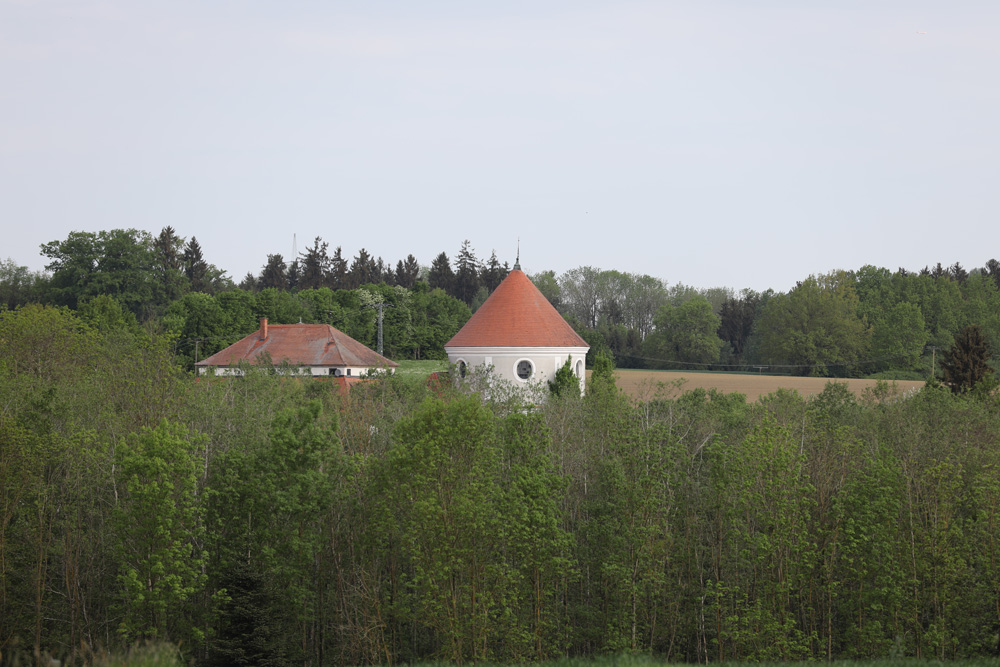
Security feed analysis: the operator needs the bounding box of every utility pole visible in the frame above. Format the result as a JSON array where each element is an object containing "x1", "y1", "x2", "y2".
[
  {"x1": 928, "y1": 346, "x2": 940, "y2": 378},
  {"x1": 364, "y1": 303, "x2": 394, "y2": 355}
]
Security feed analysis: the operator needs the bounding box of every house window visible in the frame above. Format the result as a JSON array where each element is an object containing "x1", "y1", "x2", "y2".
[
  {"x1": 458, "y1": 360, "x2": 467, "y2": 378},
  {"x1": 515, "y1": 359, "x2": 533, "y2": 381},
  {"x1": 329, "y1": 368, "x2": 336, "y2": 376},
  {"x1": 347, "y1": 369, "x2": 352, "y2": 376},
  {"x1": 575, "y1": 359, "x2": 584, "y2": 377}
]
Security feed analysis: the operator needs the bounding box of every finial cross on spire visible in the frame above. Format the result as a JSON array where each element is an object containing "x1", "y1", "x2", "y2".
[{"x1": 514, "y1": 237, "x2": 521, "y2": 271}]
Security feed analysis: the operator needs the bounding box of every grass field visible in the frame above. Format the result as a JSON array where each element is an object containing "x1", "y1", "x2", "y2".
[
  {"x1": 394, "y1": 359, "x2": 448, "y2": 377},
  {"x1": 608, "y1": 369, "x2": 926, "y2": 403}
]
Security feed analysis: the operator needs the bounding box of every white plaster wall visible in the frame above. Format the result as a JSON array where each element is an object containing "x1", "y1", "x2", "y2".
[{"x1": 445, "y1": 346, "x2": 589, "y2": 396}]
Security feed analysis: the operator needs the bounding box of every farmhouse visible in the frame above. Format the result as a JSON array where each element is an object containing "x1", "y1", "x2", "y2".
[
  {"x1": 445, "y1": 261, "x2": 589, "y2": 395},
  {"x1": 195, "y1": 318, "x2": 398, "y2": 381}
]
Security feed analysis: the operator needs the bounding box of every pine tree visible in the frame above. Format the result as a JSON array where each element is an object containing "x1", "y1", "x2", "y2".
[
  {"x1": 329, "y1": 246, "x2": 348, "y2": 289},
  {"x1": 453, "y1": 240, "x2": 481, "y2": 306},
  {"x1": 984, "y1": 258, "x2": 1000, "y2": 290},
  {"x1": 238, "y1": 272, "x2": 258, "y2": 292},
  {"x1": 298, "y1": 237, "x2": 330, "y2": 290},
  {"x1": 481, "y1": 250, "x2": 508, "y2": 293},
  {"x1": 941, "y1": 325, "x2": 994, "y2": 394},
  {"x1": 949, "y1": 262, "x2": 968, "y2": 285},
  {"x1": 395, "y1": 255, "x2": 420, "y2": 288},
  {"x1": 258, "y1": 254, "x2": 288, "y2": 290},
  {"x1": 348, "y1": 248, "x2": 378, "y2": 287},
  {"x1": 428, "y1": 252, "x2": 455, "y2": 295},
  {"x1": 548, "y1": 357, "x2": 580, "y2": 398},
  {"x1": 184, "y1": 237, "x2": 209, "y2": 293}
]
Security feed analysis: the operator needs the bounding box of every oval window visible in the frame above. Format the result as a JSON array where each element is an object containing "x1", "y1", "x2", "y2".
[{"x1": 516, "y1": 359, "x2": 533, "y2": 380}]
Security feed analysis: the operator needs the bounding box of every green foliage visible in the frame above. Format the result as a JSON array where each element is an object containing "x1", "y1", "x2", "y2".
[
  {"x1": 548, "y1": 357, "x2": 580, "y2": 398},
  {"x1": 41, "y1": 229, "x2": 165, "y2": 316},
  {"x1": 758, "y1": 272, "x2": 869, "y2": 376},
  {"x1": 643, "y1": 295, "x2": 724, "y2": 368},
  {"x1": 115, "y1": 421, "x2": 207, "y2": 643},
  {"x1": 10, "y1": 255, "x2": 1000, "y2": 662},
  {"x1": 0, "y1": 257, "x2": 47, "y2": 309},
  {"x1": 941, "y1": 324, "x2": 995, "y2": 395}
]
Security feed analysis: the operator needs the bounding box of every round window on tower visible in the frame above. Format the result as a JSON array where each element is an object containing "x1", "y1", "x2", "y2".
[{"x1": 515, "y1": 359, "x2": 533, "y2": 381}]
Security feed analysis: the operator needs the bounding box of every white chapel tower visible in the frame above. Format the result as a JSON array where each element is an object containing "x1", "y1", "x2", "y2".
[{"x1": 444, "y1": 258, "x2": 589, "y2": 395}]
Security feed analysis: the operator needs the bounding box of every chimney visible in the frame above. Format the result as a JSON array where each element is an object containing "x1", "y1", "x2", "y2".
[{"x1": 259, "y1": 317, "x2": 268, "y2": 341}]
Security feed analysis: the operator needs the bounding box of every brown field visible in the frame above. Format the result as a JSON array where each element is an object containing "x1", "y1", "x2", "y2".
[{"x1": 603, "y1": 369, "x2": 926, "y2": 403}]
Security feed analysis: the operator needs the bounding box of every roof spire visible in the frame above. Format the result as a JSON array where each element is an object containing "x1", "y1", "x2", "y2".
[{"x1": 514, "y1": 238, "x2": 520, "y2": 271}]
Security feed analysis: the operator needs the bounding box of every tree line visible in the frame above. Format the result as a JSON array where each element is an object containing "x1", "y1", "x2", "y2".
[
  {"x1": 2, "y1": 303, "x2": 1000, "y2": 664},
  {"x1": 3, "y1": 228, "x2": 999, "y2": 378},
  {"x1": 538, "y1": 263, "x2": 1000, "y2": 380}
]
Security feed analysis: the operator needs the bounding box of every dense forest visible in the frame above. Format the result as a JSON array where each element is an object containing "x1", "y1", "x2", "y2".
[
  {"x1": 3, "y1": 227, "x2": 1000, "y2": 378},
  {"x1": 2, "y1": 302, "x2": 1000, "y2": 663},
  {"x1": 2, "y1": 229, "x2": 1000, "y2": 664}
]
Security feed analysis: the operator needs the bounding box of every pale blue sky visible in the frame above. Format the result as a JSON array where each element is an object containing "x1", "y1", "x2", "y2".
[{"x1": 2, "y1": 1, "x2": 998, "y2": 292}]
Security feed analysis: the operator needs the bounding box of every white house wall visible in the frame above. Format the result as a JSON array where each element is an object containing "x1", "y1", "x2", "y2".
[{"x1": 445, "y1": 345, "x2": 589, "y2": 395}]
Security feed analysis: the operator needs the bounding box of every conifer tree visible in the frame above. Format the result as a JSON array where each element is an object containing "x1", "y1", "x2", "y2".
[
  {"x1": 941, "y1": 324, "x2": 994, "y2": 394},
  {"x1": 184, "y1": 236, "x2": 209, "y2": 293},
  {"x1": 329, "y1": 246, "x2": 348, "y2": 289},
  {"x1": 548, "y1": 357, "x2": 579, "y2": 397},
  {"x1": 428, "y1": 251, "x2": 455, "y2": 295},
  {"x1": 453, "y1": 240, "x2": 481, "y2": 306},
  {"x1": 298, "y1": 237, "x2": 330, "y2": 290},
  {"x1": 258, "y1": 254, "x2": 288, "y2": 290},
  {"x1": 395, "y1": 254, "x2": 420, "y2": 288}
]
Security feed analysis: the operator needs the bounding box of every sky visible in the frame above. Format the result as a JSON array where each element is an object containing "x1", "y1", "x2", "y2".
[{"x1": 2, "y1": 0, "x2": 999, "y2": 293}]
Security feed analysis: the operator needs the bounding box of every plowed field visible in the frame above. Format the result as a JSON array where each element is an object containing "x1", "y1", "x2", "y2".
[{"x1": 606, "y1": 369, "x2": 925, "y2": 403}]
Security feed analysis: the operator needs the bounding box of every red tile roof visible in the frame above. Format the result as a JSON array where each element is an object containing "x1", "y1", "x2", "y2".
[
  {"x1": 445, "y1": 270, "x2": 588, "y2": 348},
  {"x1": 195, "y1": 323, "x2": 398, "y2": 369}
]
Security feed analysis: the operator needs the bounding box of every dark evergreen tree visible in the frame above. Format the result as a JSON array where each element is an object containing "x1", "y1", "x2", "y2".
[
  {"x1": 949, "y1": 262, "x2": 968, "y2": 285},
  {"x1": 453, "y1": 240, "x2": 482, "y2": 305},
  {"x1": 428, "y1": 251, "x2": 455, "y2": 295},
  {"x1": 548, "y1": 357, "x2": 580, "y2": 398},
  {"x1": 298, "y1": 237, "x2": 330, "y2": 290},
  {"x1": 481, "y1": 250, "x2": 508, "y2": 293},
  {"x1": 348, "y1": 248, "x2": 378, "y2": 288},
  {"x1": 941, "y1": 324, "x2": 994, "y2": 394},
  {"x1": 931, "y1": 262, "x2": 946, "y2": 279},
  {"x1": 395, "y1": 255, "x2": 420, "y2": 288},
  {"x1": 258, "y1": 254, "x2": 288, "y2": 290},
  {"x1": 329, "y1": 246, "x2": 348, "y2": 290},
  {"x1": 984, "y1": 258, "x2": 1000, "y2": 290},
  {"x1": 154, "y1": 226, "x2": 186, "y2": 302},
  {"x1": 376, "y1": 257, "x2": 393, "y2": 285},
  {"x1": 287, "y1": 258, "x2": 300, "y2": 290},
  {"x1": 208, "y1": 561, "x2": 286, "y2": 666},
  {"x1": 238, "y1": 272, "x2": 258, "y2": 292},
  {"x1": 183, "y1": 236, "x2": 209, "y2": 294}
]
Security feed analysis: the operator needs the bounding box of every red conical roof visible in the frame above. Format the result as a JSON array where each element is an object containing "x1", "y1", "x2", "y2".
[{"x1": 445, "y1": 270, "x2": 588, "y2": 348}]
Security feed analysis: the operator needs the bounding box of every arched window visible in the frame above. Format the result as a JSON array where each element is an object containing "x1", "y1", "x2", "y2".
[
  {"x1": 575, "y1": 359, "x2": 584, "y2": 377},
  {"x1": 458, "y1": 360, "x2": 467, "y2": 378}
]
